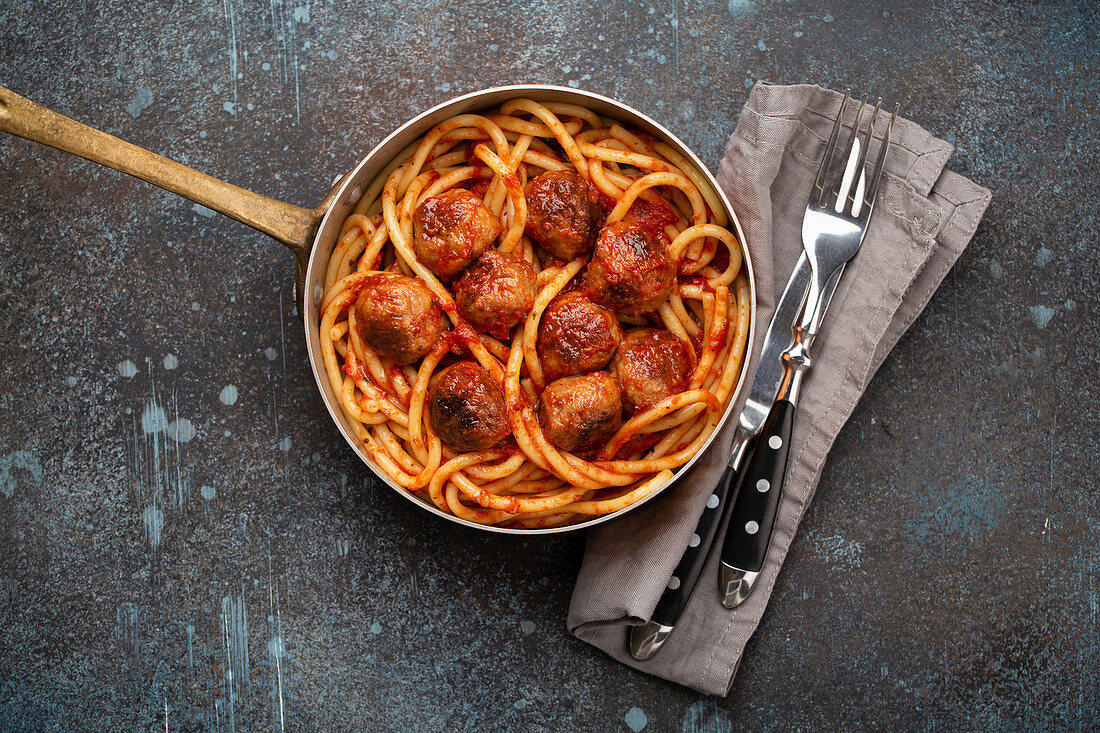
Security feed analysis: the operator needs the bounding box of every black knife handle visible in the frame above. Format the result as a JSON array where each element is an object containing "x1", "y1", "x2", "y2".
[
  {"x1": 720, "y1": 399, "x2": 795, "y2": 575},
  {"x1": 629, "y1": 435, "x2": 757, "y2": 660},
  {"x1": 648, "y1": 447, "x2": 748, "y2": 627}
]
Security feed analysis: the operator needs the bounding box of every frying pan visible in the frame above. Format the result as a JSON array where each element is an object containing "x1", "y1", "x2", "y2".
[{"x1": 0, "y1": 83, "x2": 756, "y2": 533}]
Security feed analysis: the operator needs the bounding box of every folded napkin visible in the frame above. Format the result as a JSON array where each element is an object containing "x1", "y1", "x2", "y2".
[{"x1": 568, "y1": 83, "x2": 992, "y2": 695}]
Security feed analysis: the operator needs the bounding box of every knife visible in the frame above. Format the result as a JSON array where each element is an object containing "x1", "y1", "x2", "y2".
[
  {"x1": 627, "y1": 251, "x2": 812, "y2": 661},
  {"x1": 717, "y1": 265, "x2": 844, "y2": 607}
]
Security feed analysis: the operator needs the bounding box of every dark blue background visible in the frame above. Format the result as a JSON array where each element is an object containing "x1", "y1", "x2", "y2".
[{"x1": 0, "y1": 1, "x2": 1096, "y2": 730}]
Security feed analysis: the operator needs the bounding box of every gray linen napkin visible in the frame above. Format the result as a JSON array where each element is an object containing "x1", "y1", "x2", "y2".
[{"x1": 567, "y1": 83, "x2": 992, "y2": 696}]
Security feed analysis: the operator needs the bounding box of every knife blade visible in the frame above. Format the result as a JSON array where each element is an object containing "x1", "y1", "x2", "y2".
[{"x1": 628, "y1": 252, "x2": 812, "y2": 661}]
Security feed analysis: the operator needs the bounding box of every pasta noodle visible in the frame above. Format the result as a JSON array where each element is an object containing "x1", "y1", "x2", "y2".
[{"x1": 318, "y1": 99, "x2": 750, "y2": 529}]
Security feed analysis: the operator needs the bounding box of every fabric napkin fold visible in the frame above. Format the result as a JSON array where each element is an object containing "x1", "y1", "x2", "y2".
[{"x1": 567, "y1": 83, "x2": 992, "y2": 696}]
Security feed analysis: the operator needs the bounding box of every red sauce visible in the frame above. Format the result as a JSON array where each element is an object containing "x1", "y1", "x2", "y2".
[
  {"x1": 342, "y1": 351, "x2": 369, "y2": 382},
  {"x1": 595, "y1": 189, "x2": 617, "y2": 215},
  {"x1": 678, "y1": 276, "x2": 711, "y2": 293},
  {"x1": 603, "y1": 431, "x2": 663, "y2": 461},
  {"x1": 624, "y1": 195, "x2": 678, "y2": 236},
  {"x1": 707, "y1": 315, "x2": 730, "y2": 352},
  {"x1": 435, "y1": 296, "x2": 457, "y2": 315},
  {"x1": 708, "y1": 237, "x2": 729, "y2": 272},
  {"x1": 448, "y1": 319, "x2": 481, "y2": 355},
  {"x1": 467, "y1": 179, "x2": 490, "y2": 199}
]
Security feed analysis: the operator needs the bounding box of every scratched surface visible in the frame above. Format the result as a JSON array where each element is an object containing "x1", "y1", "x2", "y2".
[{"x1": 0, "y1": 0, "x2": 1097, "y2": 730}]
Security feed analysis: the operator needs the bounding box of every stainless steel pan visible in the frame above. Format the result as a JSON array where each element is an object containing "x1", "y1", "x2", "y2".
[{"x1": 0, "y1": 84, "x2": 755, "y2": 533}]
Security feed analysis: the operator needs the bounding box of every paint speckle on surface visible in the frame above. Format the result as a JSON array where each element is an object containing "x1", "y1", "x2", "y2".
[
  {"x1": 267, "y1": 635, "x2": 288, "y2": 659},
  {"x1": 625, "y1": 706, "x2": 648, "y2": 731},
  {"x1": 1065, "y1": 299, "x2": 1076, "y2": 311},
  {"x1": 200, "y1": 484, "x2": 216, "y2": 500},
  {"x1": 1036, "y1": 247, "x2": 1053, "y2": 266},
  {"x1": 369, "y1": 622, "x2": 383, "y2": 635},
  {"x1": 514, "y1": 699, "x2": 529, "y2": 710},
  {"x1": 221, "y1": 591, "x2": 250, "y2": 724},
  {"x1": 124, "y1": 86, "x2": 153, "y2": 118},
  {"x1": 1030, "y1": 305, "x2": 1056, "y2": 329},
  {"x1": 264, "y1": 347, "x2": 278, "y2": 361},
  {"x1": 192, "y1": 203, "x2": 216, "y2": 218},
  {"x1": 726, "y1": 0, "x2": 758, "y2": 20},
  {"x1": 222, "y1": 101, "x2": 238, "y2": 116},
  {"x1": 293, "y1": 5, "x2": 310, "y2": 22},
  {"x1": 118, "y1": 359, "x2": 138, "y2": 378},
  {"x1": 804, "y1": 532, "x2": 863, "y2": 569},
  {"x1": 142, "y1": 503, "x2": 164, "y2": 551},
  {"x1": 66, "y1": 376, "x2": 77, "y2": 386},
  {"x1": 278, "y1": 436, "x2": 292, "y2": 452},
  {"x1": 520, "y1": 620, "x2": 535, "y2": 634},
  {"x1": 756, "y1": 39, "x2": 767, "y2": 51},
  {"x1": 682, "y1": 700, "x2": 732, "y2": 733},
  {"x1": 163, "y1": 353, "x2": 178, "y2": 370},
  {"x1": 141, "y1": 401, "x2": 170, "y2": 434},
  {"x1": 909, "y1": 478, "x2": 1008, "y2": 543},
  {"x1": 116, "y1": 602, "x2": 140, "y2": 654},
  {"x1": 823, "y1": 13, "x2": 835, "y2": 23},
  {"x1": 219, "y1": 385, "x2": 239, "y2": 406},
  {"x1": 0, "y1": 450, "x2": 43, "y2": 498},
  {"x1": 170, "y1": 418, "x2": 196, "y2": 443}
]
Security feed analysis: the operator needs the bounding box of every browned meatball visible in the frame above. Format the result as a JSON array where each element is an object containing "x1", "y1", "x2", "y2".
[
  {"x1": 453, "y1": 251, "x2": 537, "y2": 339},
  {"x1": 524, "y1": 171, "x2": 603, "y2": 261},
  {"x1": 353, "y1": 274, "x2": 449, "y2": 364},
  {"x1": 536, "y1": 291, "x2": 623, "y2": 382},
  {"x1": 427, "y1": 362, "x2": 511, "y2": 452},
  {"x1": 537, "y1": 372, "x2": 622, "y2": 452},
  {"x1": 583, "y1": 221, "x2": 676, "y2": 316},
  {"x1": 413, "y1": 189, "x2": 501, "y2": 281},
  {"x1": 610, "y1": 328, "x2": 691, "y2": 415}
]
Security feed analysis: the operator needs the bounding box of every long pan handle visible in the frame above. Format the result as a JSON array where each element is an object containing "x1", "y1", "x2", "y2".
[{"x1": 0, "y1": 84, "x2": 326, "y2": 269}]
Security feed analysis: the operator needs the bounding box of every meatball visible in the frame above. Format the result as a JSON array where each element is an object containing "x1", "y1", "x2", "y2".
[
  {"x1": 427, "y1": 362, "x2": 511, "y2": 452},
  {"x1": 583, "y1": 221, "x2": 676, "y2": 316},
  {"x1": 524, "y1": 171, "x2": 603, "y2": 261},
  {"x1": 353, "y1": 273, "x2": 449, "y2": 364},
  {"x1": 610, "y1": 328, "x2": 691, "y2": 415},
  {"x1": 413, "y1": 189, "x2": 500, "y2": 281},
  {"x1": 536, "y1": 291, "x2": 623, "y2": 382},
  {"x1": 453, "y1": 252, "x2": 537, "y2": 339},
  {"x1": 537, "y1": 372, "x2": 622, "y2": 452}
]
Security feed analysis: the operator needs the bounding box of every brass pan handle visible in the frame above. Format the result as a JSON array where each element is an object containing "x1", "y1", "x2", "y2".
[{"x1": 0, "y1": 84, "x2": 338, "y2": 277}]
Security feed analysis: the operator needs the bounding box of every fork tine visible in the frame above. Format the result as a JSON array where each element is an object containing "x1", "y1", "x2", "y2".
[
  {"x1": 862, "y1": 102, "x2": 899, "y2": 212},
  {"x1": 845, "y1": 98, "x2": 882, "y2": 214},
  {"x1": 823, "y1": 96, "x2": 866, "y2": 209},
  {"x1": 812, "y1": 91, "x2": 850, "y2": 204}
]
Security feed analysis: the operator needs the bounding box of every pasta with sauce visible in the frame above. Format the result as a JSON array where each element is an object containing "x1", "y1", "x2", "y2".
[{"x1": 318, "y1": 98, "x2": 750, "y2": 528}]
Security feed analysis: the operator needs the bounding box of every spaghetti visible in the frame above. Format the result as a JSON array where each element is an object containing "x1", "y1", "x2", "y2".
[{"x1": 318, "y1": 98, "x2": 750, "y2": 529}]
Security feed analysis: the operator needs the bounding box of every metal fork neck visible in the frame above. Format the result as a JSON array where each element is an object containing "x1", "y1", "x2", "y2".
[{"x1": 777, "y1": 330, "x2": 813, "y2": 407}]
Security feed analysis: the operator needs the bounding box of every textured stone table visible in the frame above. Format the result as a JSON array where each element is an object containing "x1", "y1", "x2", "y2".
[{"x1": 0, "y1": 1, "x2": 1096, "y2": 730}]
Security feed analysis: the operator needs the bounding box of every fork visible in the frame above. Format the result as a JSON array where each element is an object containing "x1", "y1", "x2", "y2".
[{"x1": 718, "y1": 95, "x2": 899, "y2": 608}]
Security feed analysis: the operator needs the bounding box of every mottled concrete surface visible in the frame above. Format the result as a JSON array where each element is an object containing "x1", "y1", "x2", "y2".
[{"x1": 0, "y1": 0, "x2": 1097, "y2": 730}]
